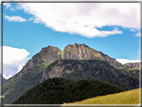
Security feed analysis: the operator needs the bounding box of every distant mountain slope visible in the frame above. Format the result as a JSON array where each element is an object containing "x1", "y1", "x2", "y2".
[
  {"x1": 123, "y1": 62, "x2": 140, "y2": 70},
  {"x1": 65, "y1": 88, "x2": 140, "y2": 104},
  {"x1": 12, "y1": 77, "x2": 125, "y2": 104},
  {"x1": 120, "y1": 62, "x2": 141, "y2": 79},
  {"x1": 119, "y1": 68, "x2": 140, "y2": 80},
  {"x1": 42, "y1": 59, "x2": 139, "y2": 90}
]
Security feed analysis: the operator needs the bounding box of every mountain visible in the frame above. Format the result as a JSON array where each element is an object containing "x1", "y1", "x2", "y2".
[
  {"x1": 3, "y1": 43, "x2": 138, "y2": 104},
  {"x1": 118, "y1": 62, "x2": 141, "y2": 80},
  {"x1": 123, "y1": 62, "x2": 140, "y2": 70},
  {"x1": 119, "y1": 67, "x2": 140, "y2": 80},
  {"x1": 12, "y1": 77, "x2": 125, "y2": 104},
  {"x1": 23, "y1": 45, "x2": 62, "y2": 71},
  {"x1": 23, "y1": 43, "x2": 123, "y2": 70}
]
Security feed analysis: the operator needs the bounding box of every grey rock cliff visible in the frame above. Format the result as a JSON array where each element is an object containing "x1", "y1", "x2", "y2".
[{"x1": 62, "y1": 43, "x2": 123, "y2": 67}]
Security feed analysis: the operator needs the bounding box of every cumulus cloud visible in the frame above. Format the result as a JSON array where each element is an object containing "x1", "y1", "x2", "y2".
[
  {"x1": 116, "y1": 59, "x2": 140, "y2": 64},
  {"x1": 15, "y1": 3, "x2": 140, "y2": 38},
  {"x1": 3, "y1": 46, "x2": 30, "y2": 79},
  {"x1": 4, "y1": 15, "x2": 26, "y2": 22}
]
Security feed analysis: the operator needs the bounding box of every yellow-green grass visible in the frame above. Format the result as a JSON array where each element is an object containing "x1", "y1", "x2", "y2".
[{"x1": 66, "y1": 88, "x2": 141, "y2": 104}]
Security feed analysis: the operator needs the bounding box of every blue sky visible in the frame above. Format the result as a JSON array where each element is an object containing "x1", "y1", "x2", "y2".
[{"x1": 2, "y1": 3, "x2": 141, "y2": 79}]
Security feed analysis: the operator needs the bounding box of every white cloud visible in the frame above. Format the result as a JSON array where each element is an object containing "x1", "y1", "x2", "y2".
[
  {"x1": 3, "y1": 46, "x2": 30, "y2": 79},
  {"x1": 4, "y1": 15, "x2": 26, "y2": 22},
  {"x1": 116, "y1": 59, "x2": 140, "y2": 64},
  {"x1": 15, "y1": 3, "x2": 140, "y2": 38},
  {"x1": 17, "y1": 63, "x2": 25, "y2": 73},
  {"x1": 3, "y1": 74, "x2": 12, "y2": 80}
]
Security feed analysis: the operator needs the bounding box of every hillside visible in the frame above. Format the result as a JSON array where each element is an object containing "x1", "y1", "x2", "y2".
[
  {"x1": 12, "y1": 77, "x2": 124, "y2": 104},
  {"x1": 119, "y1": 68, "x2": 140, "y2": 80},
  {"x1": 123, "y1": 62, "x2": 140, "y2": 70},
  {"x1": 3, "y1": 64, "x2": 46, "y2": 104},
  {"x1": 65, "y1": 88, "x2": 140, "y2": 104},
  {"x1": 119, "y1": 62, "x2": 141, "y2": 80},
  {"x1": 3, "y1": 43, "x2": 139, "y2": 104},
  {"x1": 42, "y1": 59, "x2": 139, "y2": 90}
]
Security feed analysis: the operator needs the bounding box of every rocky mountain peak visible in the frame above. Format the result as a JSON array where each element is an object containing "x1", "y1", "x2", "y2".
[
  {"x1": 40, "y1": 45, "x2": 61, "y2": 54},
  {"x1": 63, "y1": 43, "x2": 95, "y2": 60},
  {"x1": 73, "y1": 43, "x2": 78, "y2": 47},
  {"x1": 23, "y1": 46, "x2": 62, "y2": 70},
  {"x1": 62, "y1": 43, "x2": 123, "y2": 67}
]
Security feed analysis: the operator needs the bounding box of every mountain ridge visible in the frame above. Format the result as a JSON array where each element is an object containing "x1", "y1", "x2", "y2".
[{"x1": 23, "y1": 43, "x2": 123, "y2": 71}]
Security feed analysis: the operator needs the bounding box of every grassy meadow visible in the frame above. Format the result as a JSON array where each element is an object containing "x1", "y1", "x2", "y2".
[{"x1": 65, "y1": 88, "x2": 141, "y2": 105}]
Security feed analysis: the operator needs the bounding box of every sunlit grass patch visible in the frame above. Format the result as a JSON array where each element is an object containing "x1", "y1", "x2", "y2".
[{"x1": 67, "y1": 88, "x2": 140, "y2": 104}]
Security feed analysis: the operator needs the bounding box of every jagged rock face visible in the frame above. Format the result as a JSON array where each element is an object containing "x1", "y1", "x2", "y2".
[
  {"x1": 103, "y1": 55, "x2": 117, "y2": 63},
  {"x1": 62, "y1": 43, "x2": 99, "y2": 60},
  {"x1": 124, "y1": 63, "x2": 140, "y2": 69},
  {"x1": 62, "y1": 43, "x2": 123, "y2": 67}
]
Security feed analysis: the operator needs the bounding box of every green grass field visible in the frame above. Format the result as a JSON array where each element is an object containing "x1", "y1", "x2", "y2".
[{"x1": 65, "y1": 88, "x2": 141, "y2": 104}]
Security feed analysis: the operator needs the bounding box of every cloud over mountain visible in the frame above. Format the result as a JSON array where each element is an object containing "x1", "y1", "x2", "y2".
[
  {"x1": 116, "y1": 59, "x2": 140, "y2": 64},
  {"x1": 3, "y1": 46, "x2": 30, "y2": 79}
]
